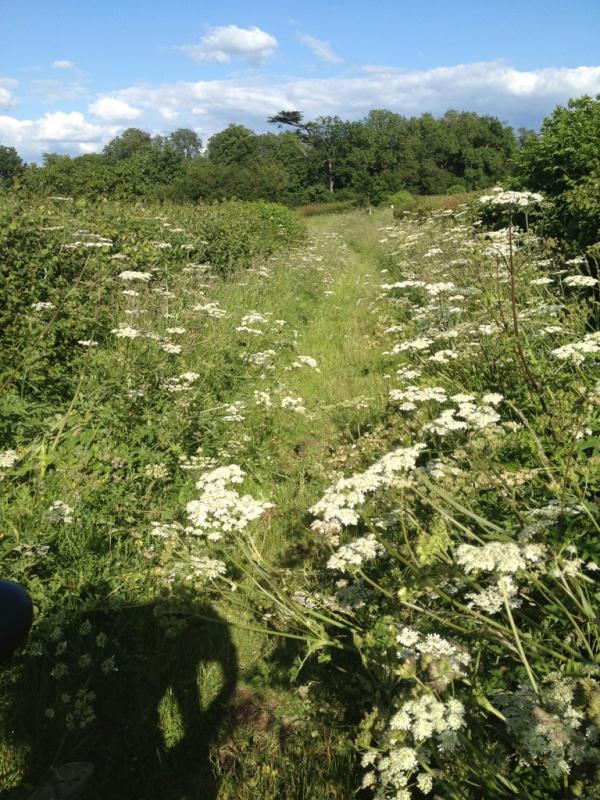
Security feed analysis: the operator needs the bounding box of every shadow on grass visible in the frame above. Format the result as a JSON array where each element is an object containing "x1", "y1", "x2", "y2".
[{"x1": 2, "y1": 594, "x2": 238, "y2": 800}]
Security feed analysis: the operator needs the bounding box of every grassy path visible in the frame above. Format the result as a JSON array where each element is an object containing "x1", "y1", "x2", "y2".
[{"x1": 189, "y1": 210, "x2": 396, "y2": 798}]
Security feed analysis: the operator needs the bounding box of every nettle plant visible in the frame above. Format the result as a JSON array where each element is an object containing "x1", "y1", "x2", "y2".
[{"x1": 167, "y1": 197, "x2": 600, "y2": 798}]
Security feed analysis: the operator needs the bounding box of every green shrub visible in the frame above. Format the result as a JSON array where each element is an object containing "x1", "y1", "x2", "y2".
[
  {"x1": 295, "y1": 200, "x2": 355, "y2": 217},
  {"x1": 514, "y1": 94, "x2": 600, "y2": 252},
  {"x1": 392, "y1": 191, "x2": 476, "y2": 218},
  {"x1": 387, "y1": 190, "x2": 414, "y2": 205}
]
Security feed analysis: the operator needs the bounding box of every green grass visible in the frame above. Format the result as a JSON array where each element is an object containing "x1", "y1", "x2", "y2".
[
  {"x1": 2, "y1": 195, "x2": 598, "y2": 799},
  {"x1": 0, "y1": 205, "x2": 392, "y2": 799}
]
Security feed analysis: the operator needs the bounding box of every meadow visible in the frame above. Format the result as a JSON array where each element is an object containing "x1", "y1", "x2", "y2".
[{"x1": 0, "y1": 186, "x2": 599, "y2": 800}]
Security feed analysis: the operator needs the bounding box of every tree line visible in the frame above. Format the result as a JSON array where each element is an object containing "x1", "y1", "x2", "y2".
[{"x1": 0, "y1": 108, "x2": 525, "y2": 205}]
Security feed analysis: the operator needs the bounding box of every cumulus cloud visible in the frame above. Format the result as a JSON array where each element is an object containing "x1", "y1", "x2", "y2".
[
  {"x1": 89, "y1": 97, "x2": 143, "y2": 122},
  {"x1": 0, "y1": 78, "x2": 18, "y2": 109},
  {"x1": 6, "y1": 60, "x2": 600, "y2": 159},
  {"x1": 0, "y1": 110, "x2": 116, "y2": 159},
  {"x1": 179, "y1": 25, "x2": 277, "y2": 66},
  {"x1": 296, "y1": 33, "x2": 343, "y2": 64},
  {"x1": 52, "y1": 60, "x2": 75, "y2": 70},
  {"x1": 114, "y1": 60, "x2": 600, "y2": 132}
]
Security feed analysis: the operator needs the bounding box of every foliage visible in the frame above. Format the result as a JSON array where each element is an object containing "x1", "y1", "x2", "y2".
[
  {"x1": 171, "y1": 202, "x2": 600, "y2": 799},
  {"x1": 514, "y1": 94, "x2": 600, "y2": 252},
  {"x1": 295, "y1": 200, "x2": 356, "y2": 216},
  {"x1": 6, "y1": 107, "x2": 517, "y2": 205},
  {"x1": 392, "y1": 191, "x2": 477, "y2": 217},
  {"x1": 0, "y1": 196, "x2": 304, "y2": 424},
  {"x1": 0, "y1": 145, "x2": 24, "y2": 188}
]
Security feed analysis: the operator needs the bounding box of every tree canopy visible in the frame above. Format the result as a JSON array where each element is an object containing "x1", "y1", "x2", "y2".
[{"x1": 4, "y1": 108, "x2": 519, "y2": 204}]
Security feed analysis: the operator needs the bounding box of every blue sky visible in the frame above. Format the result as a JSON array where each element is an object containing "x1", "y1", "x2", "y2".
[{"x1": 2, "y1": 0, "x2": 600, "y2": 160}]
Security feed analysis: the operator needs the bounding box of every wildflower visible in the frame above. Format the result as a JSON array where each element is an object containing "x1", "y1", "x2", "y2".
[
  {"x1": 193, "y1": 302, "x2": 227, "y2": 318},
  {"x1": 254, "y1": 390, "x2": 272, "y2": 407},
  {"x1": 116, "y1": 270, "x2": 152, "y2": 282},
  {"x1": 281, "y1": 396, "x2": 306, "y2": 414},
  {"x1": 326, "y1": 534, "x2": 385, "y2": 572},
  {"x1": 77, "y1": 339, "x2": 98, "y2": 347},
  {"x1": 425, "y1": 409, "x2": 467, "y2": 436},
  {"x1": 240, "y1": 312, "x2": 269, "y2": 326},
  {"x1": 161, "y1": 342, "x2": 182, "y2": 354},
  {"x1": 144, "y1": 463, "x2": 168, "y2": 479},
  {"x1": 189, "y1": 556, "x2": 228, "y2": 581},
  {"x1": 32, "y1": 301, "x2": 55, "y2": 311},
  {"x1": 43, "y1": 501, "x2": 74, "y2": 524},
  {"x1": 391, "y1": 694, "x2": 465, "y2": 745},
  {"x1": 482, "y1": 393, "x2": 503, "y2": 405},
  {"x1": 551, "y1": 333, "x2": 600, "y2": 365},
  {"x1": 186, "y1": 464, "x2": 273, "y2": 542},
  {"x1": 530, "y1": 277, "x2": 553, "y2": 286},
  {"x1": 563, "y1": 275, "x2": 597, "y2": 287},
  {"x1": 221, "y1": 402, "x2": 245, "y2": 422},
  {"x1": 456, "y1": 541, "x2": 544, "y2": 574},
  {"x1": 479, "y1": 189, "x2": 544, "y2": 208},
  {"x1": 0, "y1": 449, "x2": 19, "y2": 469},
  {"x1": 236, "y1": 325, "x2": 264, "y2": 335},
  {"x1": 428, "y1": 349, "x2": 459, "y2": 364},
  {"x1": 391, "y1": 337, "x2": 434, "y2": 354},
  {"x1": 425, "y1": 281, "x2": 456, "y2": 296},
  {"x1": 500, "y1": 674, "x2": 594, "y2": 777},
  {"x1": 296, "y1": 355, "x2": 320, "y2": 370},
  {"x1": 466, "y1": 575, "x2": 521, "y2": 614},
  {"x1": 310, "y1": 444, "x2": 425, "y2": 526},
  {"x1": 101, "y1": 656, "x2": 117, "y2": 673},
  {"x1": 248, "y1": 350, "x2": 277, "y2": 367},
  {"x1": 396, "y1": 627, "x2": 420, "y2": 648},
  {"x1": 389, "y1": 385, "x2": 448, "y2": 409},
  {"x1": 111, "y1": 324, "x2": 142, "y2": 339}
]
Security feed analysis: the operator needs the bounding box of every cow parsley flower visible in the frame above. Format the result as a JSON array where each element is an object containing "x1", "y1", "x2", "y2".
[
  {"x1": 43, "y1": 501, "x2": 74, "y2": 524},
  {"x1": 0, "y1": 449, "x2": 19, "y2": 469},
  {"x1": 456, "y1": 541, "x2": 544, "y2": 574},
  {"x1": 185, "y1": 464, "x2": 272, "y2": 542},
  {"x1": 111, "y1": 324, "x2": 142, "y2": 339},
  {"x1": 563, "y1": 275, "x2": 597, "y2": 287},
  {"x1": 326, "y1": 534, "x2": 385, "y2": 572},
  {"x1": 117, "y1": 271, "x2": 152, "y2": 282},
  {"x1": 161, "y1": 342, "x2": 182, "y2": 354}
]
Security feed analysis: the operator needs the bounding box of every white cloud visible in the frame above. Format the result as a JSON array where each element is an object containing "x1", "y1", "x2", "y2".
[
  {"x1": 52, "y1": 60, "x2": 75, "y2": 70},
  {"x1": 296, "y1": 33, "x2": 343, "y2": 64},
  {"x1": 89, "y1": 97, "x2": 143, "y2": 122},
  {"x1": 114, "y1": 60, "x2": 600, "y2": 134},
  {"x1": 6, "y1": 60, "x2": 600, "y2": 160},
  {"x1": 0, "y1": 78, "x2": 18, "y2": 109},
  {"x1": 179, "y1": 25, "x2": 277, "y2": 66},
  {"x1": 0, "y1": 111, "x2": 116, "y2": 159}
]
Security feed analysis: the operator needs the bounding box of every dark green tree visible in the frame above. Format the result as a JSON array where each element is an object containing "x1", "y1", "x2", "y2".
[
  {"x1": 0, "y1": 145, "x2": 24, "y2": 188},
  {"x1": 207, "y1": 125, "x2": 258, "y2": 166},
  {"x1": 168, "y1": 128, "x2": 203, "y2": 159},
  {"x1": 103, "y1": 128, "x2": 153, "y2": 161}
]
